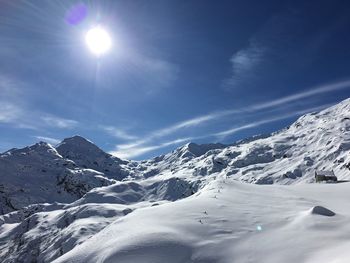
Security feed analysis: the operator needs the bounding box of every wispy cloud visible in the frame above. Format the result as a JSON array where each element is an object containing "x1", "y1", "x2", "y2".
[
  {"x1": 111, "y1": 137, "x2": 191, "y2": 159},
  {"x1": 130, "y1": 79, "x2": 350, "y2": 141},
  {"x1": 41, "y1": 116, "x2": 78, "y2": 129},
  {"x1": 34, "y1": 136, "x2": 60, "y2": 145},
  {"x1": 0, "y1": 74, "x2": 24, "y2": 123},
  {"x1": 224, "y1": 7, "x2": 339, "y2": 91},
  {"x1": 213, "y1": 104, "x2": 332, "y2": 138},
  {"x1": 100, "y1": 125, "x2": 138, "y2": 141},
  {"x1": 98, "y1": 49, "x2": 179, "y2": 95},
  {"x1": 160, "y1": 80, "x2": 350, "y2": 139},
  {"x1": 110, "y1": 79, "x2": 348, "y2": 159},
  {"x1": 249, "y1": 80, "x2": 350, "y2": 111},
  {"x1": 113, "y1": 103, "x2": 333, "y2": 159},
  {"x1": 224, "y1": 41, "x2": 266, "y2": 88},
  {"x1": 0, "y1": 102, "x2": 22, "y2": 123},
  {"x1": 0, "y1": 74, "x2": 79, "y2": 131},
  {"x1": 151, "y1": 113, "x2": 231, "y2": 138},
  {"x1": 108, "y1": 112, "x2": 232, "y2": 157},
  {"x1": 131, "y1": 54, "x2": 179, "y2": 92}
]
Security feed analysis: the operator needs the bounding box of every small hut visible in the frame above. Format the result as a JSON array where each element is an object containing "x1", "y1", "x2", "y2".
[{"x1": 315, "y1": 170, "x2": 337, "y2": 183}]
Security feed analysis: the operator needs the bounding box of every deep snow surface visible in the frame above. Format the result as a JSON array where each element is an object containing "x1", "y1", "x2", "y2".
[{"x1": 53, "y1": 179, "x2": 350, "y2": 263}]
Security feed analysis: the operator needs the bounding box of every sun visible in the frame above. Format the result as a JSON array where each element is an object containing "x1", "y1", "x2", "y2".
[{"x1": 85, "y1": 26, "x2": 112, "y2": 56}]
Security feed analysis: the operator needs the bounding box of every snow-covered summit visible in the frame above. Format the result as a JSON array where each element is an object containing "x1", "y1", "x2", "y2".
[
  {"x1": 56, "y1": 135, "x2": 99, "y2": 152},
  {"x1": 56, "y1": 135, "x2": 129, "y2": 180},
  {"x1": 56, "y1": 135, "x2": 110, "y2": 163}
]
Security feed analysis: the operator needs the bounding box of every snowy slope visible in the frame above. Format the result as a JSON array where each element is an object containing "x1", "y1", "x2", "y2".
[
  {"x1": 0, "y1": 98, "x2": 350, "y2": 262},
  {"x1": 52, "y1": 179, "x2": 350, "y2": 263},
  {"x1": 2, "y1": 178, "x2": 349, "y2": 263}
]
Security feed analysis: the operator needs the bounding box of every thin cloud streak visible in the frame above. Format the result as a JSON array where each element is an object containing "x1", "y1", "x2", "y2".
[
  {"x1": 100, "y1": 125, "x2": 138, "y2": 141},
  {"x1": 148, "y1": 79, "x2": 350, "y2": 141},
  {"x1": 109, "y1": 113, "x2": 232, "y2": 154},
  {"x1": 113, "y1": 79, "x2": 350, "y2": 152},
  {"x1": 249, "y1": 80, "x2": 350, "y2": 111},
  {"x1": 151, "y1": 113, "x2": 232, "y2": 138},
  {"x1": 111, "y1": 137, "x2": 192, "y2": 159},
  {"x1": 213, "y1": 104, "x2": 332, "y2": 138},
  {"x1": 0, "y1": 74, "x2": 79, "y2": 131},
  {"x1": 41, "y1": 116, "x2": 78, "y2": 129},
  {"x1": 112, "y1": 103, "x2": 332, "y2": 159},
  {"x1": 0, "y1": 74, "x2": 25, "y2": 123},
  {"x1": 0, "y1": 102, "x2": 22, "y2": 123}
]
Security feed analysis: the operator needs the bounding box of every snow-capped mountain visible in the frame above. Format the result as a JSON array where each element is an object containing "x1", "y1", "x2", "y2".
[
  {"x1": 0, "y1": 98, "x2": 350, "y2": 263},
  {"x1": 56, "y1": 136, "x2": 130, "y2": 180},
  {"x1": 0, "y1": 141, "x2": 116, "y2": 214},
  {"x1": 135, "y1": 98, "x2": 350, "y2": 185}
]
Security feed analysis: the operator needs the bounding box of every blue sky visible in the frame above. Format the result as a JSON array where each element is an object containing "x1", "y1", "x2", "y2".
[{"x1": 1, "y1": 0, "x2": 350, "y2": 160}]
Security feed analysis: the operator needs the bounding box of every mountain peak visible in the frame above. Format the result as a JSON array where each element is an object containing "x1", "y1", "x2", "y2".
[
  {"x1": 175, "y1": 142, "x2": 226, "y2": 158},
  {"x1": 32, "y1": 141, "x2": 52, "y2": 148},
  {"x1": 56, "y1": 135, "x2": 105, "y2": 159},
  {"x1": 55, "y1": 135, "x2": 128, "y2": 179},
  {"x1": 58, "y1": 135, "x2": 95, "y2": 147},
  {"x1": 30, "y1": 141, "x2": 57, "y2": 153}
]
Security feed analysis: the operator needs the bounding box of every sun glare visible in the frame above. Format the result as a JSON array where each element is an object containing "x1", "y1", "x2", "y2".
[{"x1": 85, "y1": 26, "x2": 112, "y2": 56}]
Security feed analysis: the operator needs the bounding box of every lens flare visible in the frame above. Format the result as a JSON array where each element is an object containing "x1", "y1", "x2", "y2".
[{"x1": 65, "y1": 3, "x2": 87, "y2": 25}]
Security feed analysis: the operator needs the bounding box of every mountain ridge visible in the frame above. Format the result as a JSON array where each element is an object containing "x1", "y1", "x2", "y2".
[
  {"x1": 0, "y1": 98, "x2": 350, "y2": 262},
  {"x1": 0, "y1": 98, "x2": 349, "y2": 213}
]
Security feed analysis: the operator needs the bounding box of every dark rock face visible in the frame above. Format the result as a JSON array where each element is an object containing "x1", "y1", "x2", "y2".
[{"x1": 311, "y1": 206, "x2": 336, "y2": 217}]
